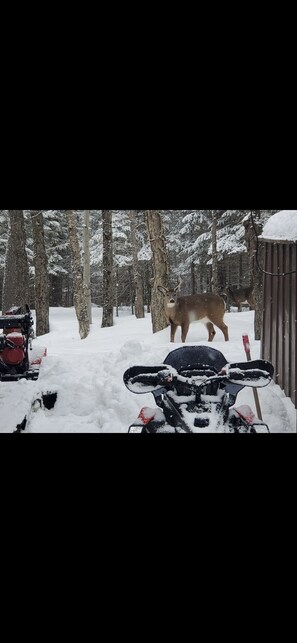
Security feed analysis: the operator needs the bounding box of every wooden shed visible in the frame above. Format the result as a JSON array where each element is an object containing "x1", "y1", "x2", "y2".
[{"x1": 261, "y1": 211, "x2": 297, "y2": 418}]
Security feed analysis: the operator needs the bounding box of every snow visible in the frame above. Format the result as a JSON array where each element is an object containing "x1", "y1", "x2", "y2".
[
  {"x1": 0, "y1": 306, "x2": 296, "y2": 433},
  {"x1": 261, "y1": 210, "x2": 297, "y2": 242}
]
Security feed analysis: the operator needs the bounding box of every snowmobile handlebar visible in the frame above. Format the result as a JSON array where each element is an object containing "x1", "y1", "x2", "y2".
[
  {"x1": 124, "y1": 359, "x2": 274, "y2": 394},
  {"x1": 130, "y1": 368, "x2": 225, "y2": 392},
  {"x1": 0, "y1": 311, "x2": 33, "y2": 332}
]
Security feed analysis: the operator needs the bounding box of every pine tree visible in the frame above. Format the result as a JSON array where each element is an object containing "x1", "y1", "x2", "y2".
[
  {"x1": 66, "y1": 211, "x2": 90, "y2": 339},
  {"x1": 146, "y1": 211, "x2": 169, "y2": 333},
  {"x1": 129, "y1": 210, "x2": 144, "y2": 318},
  {"x1": 2, "y1": 210, "x2": 30, "y2": 314},
  {"x1": 0, "y1": 210, "x2": 8, "y2": 311},
  {"x1": 101, "y1": 211, "x2": 114, "y2": 328},
  {"x1": 83, "y1": 210, "x2": 92, "y2": 324},
  {"x1": 30, "y1": 210, "x2": 50, "y2": 336}
]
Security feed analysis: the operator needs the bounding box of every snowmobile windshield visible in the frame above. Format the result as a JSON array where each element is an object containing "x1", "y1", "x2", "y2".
[
  {"x1": 164, "y1": 346, "x2": 244, "y2": 398},
  {"x1": 164, "y1": 346, "x2": 228, "y2": 373}
]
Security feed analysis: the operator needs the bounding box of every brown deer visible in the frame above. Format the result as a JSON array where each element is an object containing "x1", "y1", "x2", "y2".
[
  {"x1": 225, "y1": 285, "x2": 255, "y2": 312},
  {"x1": 158, "y1": 280, "x2": 229, "y2": 343}
]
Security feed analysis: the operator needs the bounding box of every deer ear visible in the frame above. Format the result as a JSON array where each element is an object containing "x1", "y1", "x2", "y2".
[{"x1": 158, "y1": 285, "x2": 167, "y2": 295}]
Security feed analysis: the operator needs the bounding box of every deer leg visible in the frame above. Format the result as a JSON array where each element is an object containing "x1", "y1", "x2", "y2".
[
  {"x1": 170, "y1": 322, "x2": 178, "y2": 343},
  {"x1": 181, "y1": 321, "x2": 190, "y2": 343},
  {"x1": 213, "y1": 321, "x2": 229, "y2": 341},
  {"x1": 249, "y1": 296, "x2": 255, "y2": 310},
  {"x1": 206, "y1": 322, "x2": 216, "y2": 342}
]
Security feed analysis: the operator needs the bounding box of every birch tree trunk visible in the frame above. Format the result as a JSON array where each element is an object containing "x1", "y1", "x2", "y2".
[
  {"x1": 2, "y1": 210, "x2": 30, "y2": 314},
  {"x1": 101, "y1": 210, "x2": 114, "y2": 328},
  {"x1": 129, "y1": 210, "x2": 144, "y2": 318},
  {"x1": 30, "y1": 210, "x2": 50, "y2": 336},
  {"x1": 211, "y1": 210, "x2": 219, "y2": 294},
  {"x1": 83, "y1": 210, "x2": 92, "y2": 324},
  {"x1": 146, "y1": 210, "x2": 169, "y2": 333},
  {"x1": 66, "y1": 211, "x2": 90, "y2": 339}
]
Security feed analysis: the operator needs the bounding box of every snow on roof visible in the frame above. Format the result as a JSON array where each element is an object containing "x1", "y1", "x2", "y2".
[{"x1": 261, "y1": 210, "x2": 297, "y2": 242}]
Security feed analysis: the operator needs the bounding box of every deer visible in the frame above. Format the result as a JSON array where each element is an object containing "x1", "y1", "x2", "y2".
[
  {"x1": 225, "y1": 285, "x2": 255, "y2": 312},
  {"x1": 158, "y1": 279, "x2": 229, "y2": 343}
]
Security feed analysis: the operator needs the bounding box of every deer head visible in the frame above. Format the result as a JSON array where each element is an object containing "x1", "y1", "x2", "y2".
[{"x1": 158, "y1": 278, "x2": 182, "y2": 308}]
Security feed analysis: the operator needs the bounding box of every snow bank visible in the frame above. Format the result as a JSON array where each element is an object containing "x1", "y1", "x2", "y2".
[
  {"x1": 0, "y1": 307, "x2": 295, "y2": 433},
  {"x1": 261, "y1": 210, "x2": 297, "y2": 242}
]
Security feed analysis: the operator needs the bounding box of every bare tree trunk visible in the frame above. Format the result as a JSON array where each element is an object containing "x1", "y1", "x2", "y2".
[
  {"x1": 128, "y1": 266, "x2": 134, "y2": 315},
  {"x1": 30, "y1": 210, "x2": 49, "y2": 336},
  {"x1": 115, "y1": 266, "x2": 119, "y2": 317},
  {"x1": 146, "y1": 211, "x2": 169, "y2": 333},
  {"x1": 244, "y1": 211, "x2": 264, "y2": 341},
  {"x1": 102, "y1": 210, "x2": 114, "y2": 328},
  {"x1": 66, "y1": 211, "x2": 90, "y2": 339},
  {"x1": 83, "y1": 210, "x2": 92, "y2": 324},
  {"x1": 129, "y1": 210, "x2": 145, "y2": 318},
  {"x1": 191, "y1": 262, "x2": 196, "y2": 295},
  {"x1": 211, "y1": 210, "x2": 218, "y2": 294},
  {"x1": 49, "y1": 274, "x2": 63, "y2": 307},
  {"x1": 145, "y1": 264, "x2": 151, "y2": 313},
  {"x1": 2, "y1": 210, "x2": 30, "y2": 313}
]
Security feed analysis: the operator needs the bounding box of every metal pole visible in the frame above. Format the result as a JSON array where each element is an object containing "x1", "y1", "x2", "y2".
[{"x1": 242, "y1": 333, "x2": 263, "y2": 420}]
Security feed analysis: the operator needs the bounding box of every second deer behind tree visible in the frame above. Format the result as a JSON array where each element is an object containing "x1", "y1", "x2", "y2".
[
  {"x1": 225, "y1": 285, "x2": 255, "y2": 312},
  {"x1": 158, "y1": 280, "x2": 229, "y2": 343}
]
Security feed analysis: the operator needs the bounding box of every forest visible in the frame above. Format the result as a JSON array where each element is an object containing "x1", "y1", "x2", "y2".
[{"x1": 0, "y1": 210, "x2": 277, "y2": 341}]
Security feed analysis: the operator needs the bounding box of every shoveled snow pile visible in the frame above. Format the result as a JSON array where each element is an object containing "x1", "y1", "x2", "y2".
[{"x1": 261, "y1": 210, "x2": 297, "y2": 242}]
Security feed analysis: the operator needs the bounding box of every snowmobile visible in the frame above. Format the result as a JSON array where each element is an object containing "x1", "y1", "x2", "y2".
[
  {"x1": 0, "y1": 305, "x2": 47, "y2": 382},
  {"x1": 123, "y1": 346, "x2": 274, "y2": 433}
]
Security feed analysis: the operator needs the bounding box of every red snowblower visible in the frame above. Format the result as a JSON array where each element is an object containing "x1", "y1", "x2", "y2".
[{"x1": 0, "y1": 305, "x2": 47, "y2": 382}]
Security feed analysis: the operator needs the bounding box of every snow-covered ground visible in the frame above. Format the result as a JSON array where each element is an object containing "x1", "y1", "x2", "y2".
[{"x1": 0, "y1": 306, "x2": 295, "y2": 433}]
